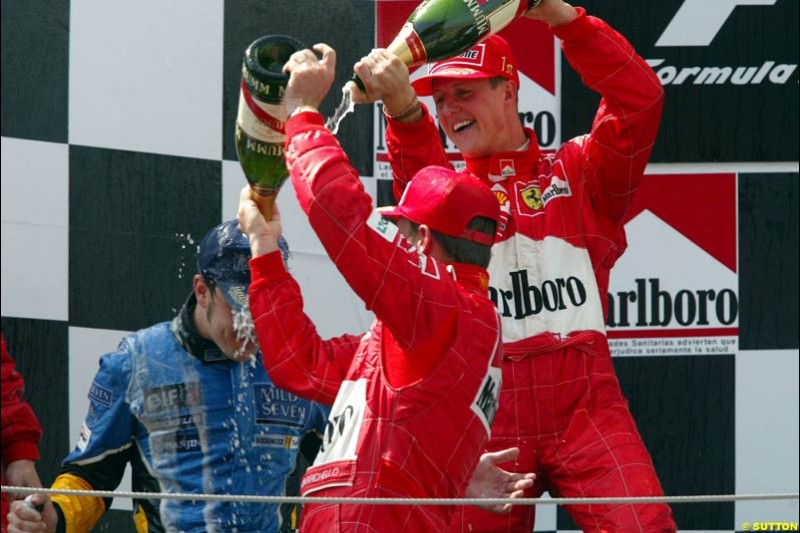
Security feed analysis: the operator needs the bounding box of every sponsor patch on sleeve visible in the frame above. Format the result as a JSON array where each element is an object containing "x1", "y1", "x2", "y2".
[
  {"x1": 472, "y1": 366, "x2": 502, "y2": 435},
  {"x1": 89, "y1": 382, "x2": 113, "y2": 407},
  {"x1": 366, "y1": 210, "x2": 399, "y2": 242}
]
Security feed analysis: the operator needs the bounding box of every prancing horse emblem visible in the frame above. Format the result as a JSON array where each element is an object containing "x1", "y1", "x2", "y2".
[{"x1": 521, "y1": 184, "x2": 542, "y2": 210}]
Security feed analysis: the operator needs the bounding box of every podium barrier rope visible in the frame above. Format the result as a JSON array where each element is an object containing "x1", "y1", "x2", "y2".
[{"x1": 2, "y1": 486, "x2": 798, "y2": 507}]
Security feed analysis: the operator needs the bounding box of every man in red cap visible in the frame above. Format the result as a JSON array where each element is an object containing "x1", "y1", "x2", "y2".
[
  {"x1": 352, "y1": 0, "x2": 674, "y2": 531},
  {"x1": 238, "y1": 43, "x2": 534, "y2": 532}
]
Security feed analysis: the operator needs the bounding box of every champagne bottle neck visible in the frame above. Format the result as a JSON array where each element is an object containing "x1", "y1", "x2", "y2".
[{"x1": 387, "y1": 23, "x2": 426, "y2": 67}]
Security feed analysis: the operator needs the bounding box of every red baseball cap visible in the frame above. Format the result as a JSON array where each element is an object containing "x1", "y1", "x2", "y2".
[
  {"x1": 378, "y1": 166, "x2": 499, "y2": 246},
  {"x1": 411, "y1": 35, "x2": 519, "y2": 96}
]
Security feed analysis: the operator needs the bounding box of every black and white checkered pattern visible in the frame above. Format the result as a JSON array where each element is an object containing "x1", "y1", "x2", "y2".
[{"x1": 1, "y1": 1, "x2": 797, "y2": 531}]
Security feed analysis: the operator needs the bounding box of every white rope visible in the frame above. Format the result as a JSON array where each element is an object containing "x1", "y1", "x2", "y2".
[{"x1": 2, "y1": 486, "x2": 798, "y2": 506}]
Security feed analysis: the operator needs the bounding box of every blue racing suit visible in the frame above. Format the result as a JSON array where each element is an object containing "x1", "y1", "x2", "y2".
[{"x1": 50, "y1": 294, "x2": 329, "y2": 533}]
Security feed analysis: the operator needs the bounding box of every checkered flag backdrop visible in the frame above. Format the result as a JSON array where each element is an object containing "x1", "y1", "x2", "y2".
[{"x1": 2, "y1": 1, "x2": 797, "y2": 531}]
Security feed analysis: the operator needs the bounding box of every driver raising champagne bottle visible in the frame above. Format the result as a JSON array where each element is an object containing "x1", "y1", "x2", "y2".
[{"x1": 352, "y1": 0, "x2": 675, "y2": 531}]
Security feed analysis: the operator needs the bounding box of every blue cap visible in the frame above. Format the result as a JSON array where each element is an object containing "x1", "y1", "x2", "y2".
[
  {"x1": 197, "y1": 220, "x2": 291, "y2": 313},
  {"x1": 197, "y1": 220, "x2": 252, "y2": 313}
]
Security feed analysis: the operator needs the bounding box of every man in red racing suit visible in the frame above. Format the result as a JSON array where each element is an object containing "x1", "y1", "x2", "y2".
[
  {"x1": 2, "y1": 333, "x2": 47, "y2": 530},
  {"x1": 351, "y1": 0, "x2": 675, "y2": 531},
  {"x1": 239, "y1": 44, "x2": 507, "y2": 532}
]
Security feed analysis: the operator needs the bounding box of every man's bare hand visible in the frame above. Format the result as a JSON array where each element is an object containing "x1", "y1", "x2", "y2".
[
  {"x1": 7, "y1": 493, "x2": 58, "y2": 533},
  {"x1": 350, "y1": 49, "x2": 419, "y2": 122},
  {"x1": 524, "y1": 0, "x2": 578, "y2": 27},
  {"x1": 282, "y1": 43, "x2": 337, "y2": 116},
  {"x1": 465, "y1": 447, "x2": 536, "y2": 514},
  {"x1": 237, "y1": 186, "x2": 283, "y2": 258}
]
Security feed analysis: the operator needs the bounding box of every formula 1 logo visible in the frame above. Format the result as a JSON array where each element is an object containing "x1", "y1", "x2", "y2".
[
  {"x1": 655, "y1": 0, "x2": 777, "y2": 47},
  {"x1": 649, "y1": 0, "x2": 796, "y2": 86}
]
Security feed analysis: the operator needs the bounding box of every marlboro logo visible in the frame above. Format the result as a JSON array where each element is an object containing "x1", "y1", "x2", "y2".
[
  {"x1": 608, "y1": 173, "x2": 739, "y2": 356},
  {"x1": 500, "y1": 159, "x2": 516, "y2": 176}
]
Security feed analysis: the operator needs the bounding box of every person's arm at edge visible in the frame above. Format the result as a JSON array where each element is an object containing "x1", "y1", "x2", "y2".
[
  {"x1": 50, "y1": 351, "x2": 136, "y2": 533},
  {"x1": 1, "y1": 334, "x2": 43, "y2": 469}
]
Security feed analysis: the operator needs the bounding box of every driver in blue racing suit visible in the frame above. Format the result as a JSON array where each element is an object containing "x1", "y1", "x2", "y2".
[{"x1": 7, "y1": 220, "x2": 329, "y2": 533}]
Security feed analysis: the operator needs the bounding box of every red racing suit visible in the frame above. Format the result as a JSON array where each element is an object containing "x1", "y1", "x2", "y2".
[
  {"x1": 1, "y1": 333, "x2": 43, "y2": 529},
  {"x1": 249, "y1": 112, "x2": 504, "y2": 532},
  {"x1": 385, "y1": 9, "x2": 676, "y2": 532}
]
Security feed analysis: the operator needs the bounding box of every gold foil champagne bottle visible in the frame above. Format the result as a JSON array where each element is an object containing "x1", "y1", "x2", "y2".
[
  {"x1": 354, "y1": 0, "x2": 541, "y2": 90},
  {"x1": 236, "y1": 35, "x2": 307, "y2": 219}
]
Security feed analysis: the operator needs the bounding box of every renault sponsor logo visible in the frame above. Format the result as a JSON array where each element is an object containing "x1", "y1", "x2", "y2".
[{"x1": 77, "y1": 423, "x2": 92, "y2": 451}]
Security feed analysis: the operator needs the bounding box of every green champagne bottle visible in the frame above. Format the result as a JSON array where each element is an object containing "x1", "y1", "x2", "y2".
[
  {"x1": 236, "y1": 35, "x2": 306, "y2": 219},
  {"x1": 354, "y1": 0, "x2": 540, "y2": 90}
]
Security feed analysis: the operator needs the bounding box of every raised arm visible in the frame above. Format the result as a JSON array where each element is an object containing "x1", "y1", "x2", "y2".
[
  {"x1": 239, "y1": 190, "x2": 362, "y2": 404},
  {"x1": 351, "y1": 47, "x2": 451, "y2": 200},
  {"x1": 550, "y1": 4, "x2": 664, "y2": 224}
]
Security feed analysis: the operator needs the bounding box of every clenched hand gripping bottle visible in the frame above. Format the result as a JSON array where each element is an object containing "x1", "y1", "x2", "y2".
[
  {"x1": 236, "y1": 35, "x2": 307, "y2": 219},
  {"x1": 354, "y1": 0, "x2": 541, "y2": 90}
]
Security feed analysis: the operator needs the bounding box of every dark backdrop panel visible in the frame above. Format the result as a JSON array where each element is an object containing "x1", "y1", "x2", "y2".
[
  {"x1": 558, "y1": 355, "x2": 735, "y2": 530},
  {"x1": 561, "y1": 0, "x2": 798, "y2": 163},
  {"x1": 738, "y1": 173, "x2": 800, "y2": 350},
  {"x1": 69, "y1": 145, "x2": 222, "y2": 332},
  {"x1": 0, "y1": 0, "x2": 70, "y2": 143},
  {"x1": 223, "y1": 0, "x2": 375, "y2": 176}
]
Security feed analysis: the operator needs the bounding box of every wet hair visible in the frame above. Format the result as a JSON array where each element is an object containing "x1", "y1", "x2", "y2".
[
  {"x1": 201, "y1": 275, "x2": 218, "y2": 295},
  {"x1": 407, "y1": 217, "x2": 496, "y2": 269}
]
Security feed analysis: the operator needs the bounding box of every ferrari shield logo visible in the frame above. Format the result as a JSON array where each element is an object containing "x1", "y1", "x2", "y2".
[{"x1": 521, "y1": 184, "x2": 542, "y2": 210}]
